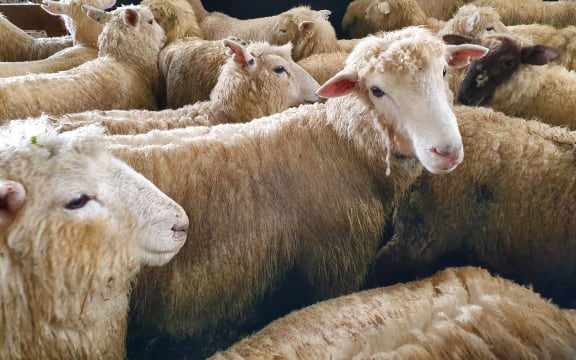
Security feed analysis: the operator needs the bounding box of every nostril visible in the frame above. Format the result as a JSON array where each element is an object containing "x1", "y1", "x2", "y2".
[
  {"x1": 172, "y1": 223, "x2": 189, "y2": 233},
  {"x1": 431, "y1": 145, "x2": 461, "y2": 159}
]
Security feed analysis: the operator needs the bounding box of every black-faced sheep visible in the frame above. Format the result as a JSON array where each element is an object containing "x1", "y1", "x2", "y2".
[
  {"x1": 0, "y1": 119, "x2": 188, "y2": 359},
  {"x1": 0, "y1": 0, "x2": 112, "y2": 78},
  {"x1": 374, "y1": 105, "x2": 576, "y2": 308},
  {"x1": 0, "y1": 4, "x2": 166, "y2": 123},
  {"x1": 0, "y1": 12, "x2": 73, "y2": 62},
  {"x1": 450, "y1": 33, "x2": 576, "y2": 128},
  {"x1": 105, "y1": 26, "x2": 487, "y2": 357},
  {"x1": 210, "y1": 267, "x2": 576, "y2": 359},
  {"x1": 54, "y1": 38, "x2": 320, "y2": 134}
]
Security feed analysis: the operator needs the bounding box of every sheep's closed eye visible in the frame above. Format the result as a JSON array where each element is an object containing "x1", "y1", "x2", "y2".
[
  {"x1": 370, "y1": 86, "x2": 386, "y2": 98},
  {"x1": 65, "y1": 194, "x2": 93, "y2": 210},
  {"x1": 279, "y1": 29, "x2": 287, "y2": 33}
]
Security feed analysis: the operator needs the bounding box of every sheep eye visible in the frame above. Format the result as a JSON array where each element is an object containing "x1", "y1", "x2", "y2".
[
  {"x1": 503, "y1": 59, "x2": 515, "y2": 67},
  {"x1": 65, "y1": 194, "x2": 92, "y2": 210},
  {"x1": 273, "y1": 65, "x2": 286, "y2": 74},
  {"x1": 148, "y1": 19, "x2": 154, "y2": 25},
  {"x1": 370, "y1": 86, "x2": 386, "y2": 98},
  {"x1": 486, "y1": 26, "x2": 494, "y2": 31},
  {"x1": 443, "y1": 67, "x2": 447, "y2": 77},
  {"x1": 279, "y1": 29, "x2": 287, "y2": 33}
]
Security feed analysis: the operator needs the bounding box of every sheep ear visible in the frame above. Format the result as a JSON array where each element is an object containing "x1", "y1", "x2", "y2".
[
  {"x1": 82, "y1": 5, "x2": 112, "y2": 24},
  {"x1": 520, "y1": 45, "x2": 561, "y2": 65},
  {"x1": 318, "y1": 9, "x2": 331, "y2": 20},
  {"x1": 0, "y1": 181, "x2": 26, "y2": 229},
  {"x1": 223, "y1": 37, "x2": 256, "y2": 70},
  {"x1": 446, "y1": 44, "x2": 488, "y2": 68},
  {"x1": 442, "y1": 33, "x2": 479, "y2": 46},
  {"x1": 316, "y1": 70, "x2": 358, "y2": 98},
  {"x1": 41, "y1": 0, "x2": 69, "y2": 16},
  {"x1": 465, "y1": 12, "x2": 480, "y2": 34},
  {"x1": 377, "y1": 1, "x2": 391, "y2": 15},
  {"x1": 299, "y1": 21, "x2": 315, "y2": 37},
  {"x1": 123, "y1": 8, "x2": 140, "y2": 28}
]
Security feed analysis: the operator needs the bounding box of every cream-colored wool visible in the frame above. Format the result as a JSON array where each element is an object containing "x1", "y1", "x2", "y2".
[
  {"x1": 472, "y1": 0, "x2": 576, "y2": 27},
  {"x1": 0, "y1": 5, "x2": 166, "y2": 123},
  {"x1": 142, "y1": 0, "x2": 202, "y2": 44},
  {"x1": 0, "y1": 13, "x2": 73, "y2": 62},
  {"x1": 378, "y1": 105, "x2": 576, "y2": 307},
  {"x1": 416, "y1": 0, "x2": 470, "y2": 20},
  {"x1": 54, "y1": 39, "x2": 321, "y2": 134},
  {"x1": 210, "y1": 267, "x2": 576, "y2": 359},
  {"x1": 0, "y1": 119, "x2": 188, "y2": 359},
  {"x1": 0, "y1": 0, "x2": 112, "y2": 78},
  {"x1": 105, "y1": 28, "x2": 481, "y2": 353},
  {"x1": 188, "y1": 0, "x2": 340, "y2": 61},
  {"x1": 297, "y1": 51, "x2": 349, "y2": 85}
]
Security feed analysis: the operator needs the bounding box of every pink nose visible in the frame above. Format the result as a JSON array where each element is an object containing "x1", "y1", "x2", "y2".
[{"x1": 431, "y1": 145, "x2": 462, "y2": 167}]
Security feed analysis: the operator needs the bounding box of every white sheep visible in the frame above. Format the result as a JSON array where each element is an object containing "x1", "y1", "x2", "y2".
[
  {"x1": 0, "y1": 4, "x2": 166, "y2": 123},
  {"x1": 471, "y1": 0, "x2": 576, "y2": 27},
  {"x1": 0, "y1": 0, "x2": 113, "y2": 78},
  {"x1": 0, "y1": 119, "x2": 188, "y2": 359},
  {"x1": 376, "y1": 105, "x2": 576, "y2": 308},
  {"x1": 451, "y1": 33, "x2": 576, "y2": 128},
  {"x1": 104, "y1": 27, "x2": 486, "y2": 357},
  {"x1": 188, "y1": 0, "x2": 340, "y2": 61},
  {"x1": 53, "y1": 37, "x2": 321, "y2": 134},
  {"x1": 305, "y1": 4, "x2": 503, "y2": 89},
  {"x1": 209, "y1": 267, "x2": 576, "y2": 359},
  {"x1": 142, "y1": 0, "x2": 203, "y2": 44},
  {"x1": 0, "y1": 12, "x2": 73, "y2": 62}
]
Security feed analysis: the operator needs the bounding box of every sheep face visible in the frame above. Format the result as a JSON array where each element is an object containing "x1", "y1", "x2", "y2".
[
  {"x1": 0, "y1": 122, "x2": 188, "y2": 269},
  {"x1": 220, "y1": 39, "x2": 320, "y2": 112},
  {"x1": 319, "y1": 28, "x2": 487, "y2": 174},
  {"x1": 453, "y1": 35, "x2": 560, "y2": 106}
]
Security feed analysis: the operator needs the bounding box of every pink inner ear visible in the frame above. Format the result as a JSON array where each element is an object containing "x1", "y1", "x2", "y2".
[
  {"x1": 228, "y1": 46, "x2": 248, "y2": 65},
  {"x1": 448, "y1": 48, "x2": 488, "y2": 67},
  {"x1": 0, "y1": 181, "x2": 25, "y2": 227},
  {"x1": 124, "y1": 8, "x2": 139, "y2": 27},
  {"x1": 317, "y1": 78, "x2": 356, "y2": 98}
]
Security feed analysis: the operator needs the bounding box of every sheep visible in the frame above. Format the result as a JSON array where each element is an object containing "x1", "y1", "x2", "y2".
[
  {"x1": 0, "y1": 4, "x2": 166, "y2": 123},
  {"x1": 0, "y1": 119, "x2": 189, "y2": 359},
  {"x1": 209, "y1": 267, "x2": 576, "y2": 359},
  {"x1": 416, "y1": 0, "x2": 470, "y2": 20},
  {"x1": 471, "y1": 0, "x2": 576, "y2": 27},
  {"x1": 52, "y1": 37, "x2": 321, "y2": 134},
  {"x1": 104, "y1": 27, "x2": 487, "y2": 357},
  {"x1": 450, "y1": 33, "x2": 576, "y2": 128},
  {"x1": 142, "y1": 0, "x2": 203, "y2": 44},
  {"x1": 189, "y1": 0, "x2": 340, "y2": 61},
  {"x1": 374, "y1": 105, "x2": 576, "y2": 308},
  {"x1": 297, "y1": 51, "x2": 349, "y2": 85},
  {"x1": 160, "y1": 35, "x2": 321, "y2": 109},
  {"x1": 0, "y1": 12, "x2": 73, "y2": 62},
  {"x1": 0, "y1": 0, "x2": 113, "y2": 78}
]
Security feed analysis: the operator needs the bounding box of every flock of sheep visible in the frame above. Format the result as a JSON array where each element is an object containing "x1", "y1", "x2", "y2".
[{"x1": 1, "y1": 0, "x2": 575, "y2": 358}]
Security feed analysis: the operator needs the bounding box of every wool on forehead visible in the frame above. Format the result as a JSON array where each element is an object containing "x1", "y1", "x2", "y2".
[{"x1": 345, "y1": 27, "x2": 448, "y2": 78}]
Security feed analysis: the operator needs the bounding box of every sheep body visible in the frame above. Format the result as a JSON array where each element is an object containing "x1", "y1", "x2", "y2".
[
  {"x1": 210, "y1": 267, "x2": 576, "y2": 359},
  {"x1": 0, "y1": 13, "x2": 73, "y2": 62},
  {"x1": 0, "y1": 5, "x2": 165, "y2": 122},
  {"x1": 54, "y1": 39, "x2": 321, "y2": 134},
  {"x1": 472, "y1": 0, "x2": 576, "y2": 27},
  {"x1": 376, "y1": 105, "x2": 576, "y2": 307},
  {"x1": 107, "y1": 28, "x2": 484, "y2": 358},
  {"x1": 0, "y1": 119, "x2": 188, "y2": 359}
]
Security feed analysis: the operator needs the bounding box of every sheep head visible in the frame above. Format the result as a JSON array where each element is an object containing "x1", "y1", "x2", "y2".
[{"x1": 318, "y1": 27, "x2": 488, "y2": 174}]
